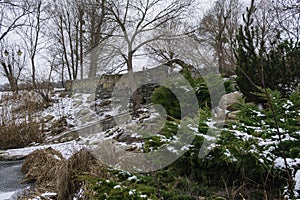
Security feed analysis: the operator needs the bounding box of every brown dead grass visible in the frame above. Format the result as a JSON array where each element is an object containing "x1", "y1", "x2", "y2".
[
  {"x1": 21, "y1": 148, "x2": 107, "y2": 200},
  {"x1": 0, "y1": 92, "x2": 45, "y2": 150},
  {"x1": 21, "y1": 147, "x2": 65, "y2": 190}
]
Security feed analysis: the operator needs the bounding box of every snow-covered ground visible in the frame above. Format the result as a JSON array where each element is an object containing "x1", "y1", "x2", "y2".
[
  {"x1": 0, "y1": 191, "x2": 16, "y2": 200},
  {"x1": 0, "y1": 89, "x2": 160, "y2": 199},
  {"x1": 2, "y1": 140, "x2": 84, "y2": 160}
]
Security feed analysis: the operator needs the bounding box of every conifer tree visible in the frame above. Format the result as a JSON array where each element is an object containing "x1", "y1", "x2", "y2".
[{"x1": 235, "y1": 0, "x2": 300, "y2": 102}]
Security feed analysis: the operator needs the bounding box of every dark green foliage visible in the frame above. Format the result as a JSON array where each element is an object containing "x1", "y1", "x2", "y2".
[
  {"x1": 170, "y1": 89, "x2": 300, "y2": 199},
  {"x1": 152, "y1": 86, "x2": 181, "y2": 119},
  {"x1": 266, "y1": 41, "x2": 300, "y2": 96},
  {"x1": 290, "y1": 89, "x2": 300, "y2": 109},
  {"x1": 142, "y1": 121, "x2": 178, "y2": 152},
  {"x1": 228, "y1": 89, "x2": 300, "y2": 198},
  {"x1": 235, "y1": 0, "x2": 300, "y2": 102},
  {"x1": 152, "y1": 70, "x2": 233, "y2": 119}
]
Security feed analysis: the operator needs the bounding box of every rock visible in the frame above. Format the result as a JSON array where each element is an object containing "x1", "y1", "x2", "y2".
[
  {"x1": 139, "y1": 112, "x2": 151, "y2": 121},
  {"x1": 59, "y1": 91, "x2": 70, "y2": 98},
  {"x1": 214, "y1": 107, "x2": 226, "y2": 120},
  {"x1": 0, "y1": 150, "x2": 6, "y2": 154},
  {"x1": 98, "y1": 99, "x2": 112, "y2": 107},
  {"x1": 219, "y1": 92, "x2": 242, "y2": 111},
  {"x1": 64, "y1": 80, "x2": 73, "y2": 91},
  {"x1": 102, "y1": 117, "x2": 117, "y2": 130},
  {"x1": 214, "y1": 106, "x2": 241, "y2": 126},
  {"x1": 54, "y1": 130, "x2": 79, "y2": 143},
  {"x1": 73, "y1": 99, "x2": 83, "y2": 107},
  {"x1": 73, "y1": 94, "x2": 82, "y2": 99},
  {"x1": 77, "y1": 123, "x2": 104, "y2": 138},
  {"x1": 126, "y1": 146, "x2": 138, "y2": 152},
  {"x1": 80, "y1": 114, "x2": 92, "y2": 123},
  {"x1": 227, "y1": 110, "x2": 241, "y2": 120},
  {"x1": 0, "y1": 150, "x2": 8, "y2": 160},
  {"x1": 65, "y1": 130, "x2": 79, "y2": 140},
  {"x1": 44, "y1": 114, "x2": 55, "y2": 123},
  {"x1": 117, "y1": 132, "x2": 132, "y2": 142},
  {"x1": 77, "y1": 108, "x2": 90, "y2": 116},
  {"x1": 102, "y1": 94, "x2": 111, "y2": 99},
  {"x1": 87, "y1": 93, "x2": 96, "y2": 102},
  {"x1": 90, "y1": 103, "x2": 97, "y2": 109}
]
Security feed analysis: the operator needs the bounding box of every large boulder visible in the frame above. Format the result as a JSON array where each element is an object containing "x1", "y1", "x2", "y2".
[{"x1": 219, "y1": 92, "x2": 242, "y2": 111}]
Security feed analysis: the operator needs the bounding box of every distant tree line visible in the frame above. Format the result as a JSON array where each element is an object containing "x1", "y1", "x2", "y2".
[{"x1": 0, "y1": 0, "x2": 299, "y2": 100}]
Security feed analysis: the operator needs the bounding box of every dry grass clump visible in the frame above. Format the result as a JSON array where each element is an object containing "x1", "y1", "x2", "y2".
[
  {"x1": 21, "y1": 147, "x2": 65, "y2": 190},
  {"x1": 0, "y1": 92, "x2": 45, "y2": 149},
  {"x1": 0, "y1": 120, "x2": 44, "y2": 150},
  {"x1": 21, "y1": 148, "x2": 107, "y2": 200}
]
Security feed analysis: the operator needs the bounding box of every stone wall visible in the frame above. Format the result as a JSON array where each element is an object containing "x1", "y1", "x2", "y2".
[
  {"x1": 65, "y1": 66, "x2": 170, "y2": 103},
  {"x1": 65, "y1": 74, "x2": 122, "y2": 94}
]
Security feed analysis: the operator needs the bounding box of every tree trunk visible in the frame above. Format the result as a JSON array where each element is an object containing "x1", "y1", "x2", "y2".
[
  {"x1": 127, "y1": 51, "x2": 140, "y2": 117},
  {"x1": 88, "y1": 48, "x2": 99, "y2": 78},
  {"x1": 31, "y1": 56, "x2": 36, "y2": 87},
  {"x1": 79, "y1": 6, "x2": 84, "y2": 79},
  {"x1": 1, "y1": 62, "x2": 18, "y2": 92},
  {"x1": 80, "y1": 21, "x2": 84, "y2": 79},
  {"x1": 8, "y1": 75, "x2": 18, "y2": 92}
]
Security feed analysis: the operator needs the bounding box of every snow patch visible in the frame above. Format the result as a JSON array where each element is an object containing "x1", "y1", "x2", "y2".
[
  {"x1": 0, "y1": 191, "x2": 16, "y2": 200},
  {"x1": 5, "y1": 140, "x2": 84, "y2": 159}
]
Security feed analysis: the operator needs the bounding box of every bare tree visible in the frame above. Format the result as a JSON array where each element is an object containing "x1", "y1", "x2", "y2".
[
  {"x1": 47, "y1": 0, "x2": 113, "y2": 80},
  {"x1": 144, "y1": 19, "x2": 201, "y2": 75},
  {"x1": 17, "y1": 0, "x2": 49, "y2": 87},
  {"x1": 48, "y1": 0, "x2": 84, "y2": 80},
  {"x1": 145, "y1": 20, "x2": 184, "y2": 65},
  {"x1": 196, "y1": 0, "x2": 242, "y2": 76},
  {"x1": 105, "y1": 0, "x2": 193, "y2": 114},
  {"x1": 0, "y1": 44, "x2": 25, "y2": 92},
  {"x1": 106, "y1": 0, "x2": 193, "y2": 73},
  {"x1": 272, "y1": 0, "x2": 300, "y2": 41},
  {"x1": 0, "y1": 1, "x2": 34, "y2": 42},
  {"x1": 84, "y1": 0, "x2": 115, "y2": 78}
]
